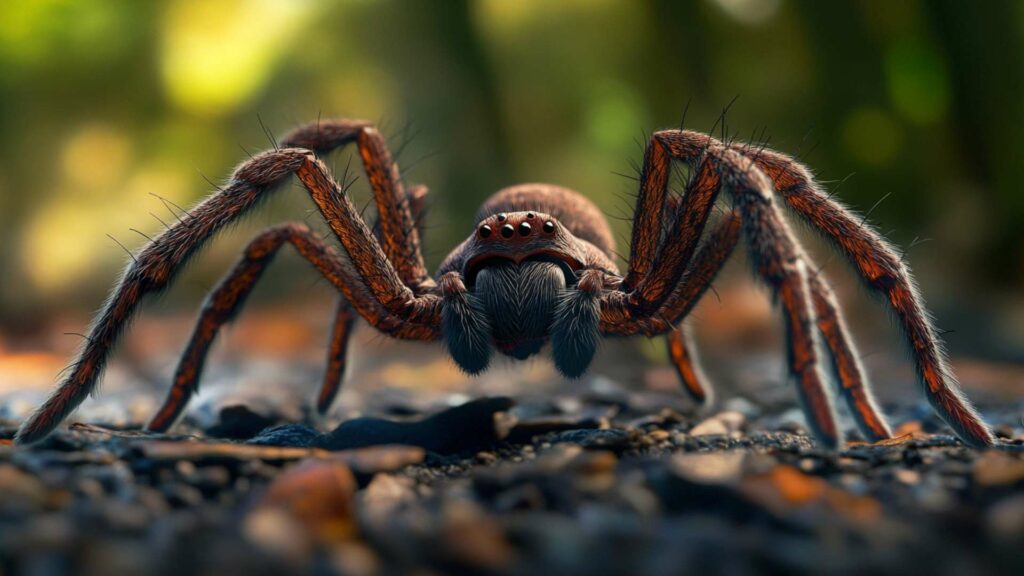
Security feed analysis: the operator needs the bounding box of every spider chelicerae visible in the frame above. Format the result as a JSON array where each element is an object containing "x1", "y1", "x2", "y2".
[{"x1": 16, "y1": 118, "x2": 994, "y2": 449}]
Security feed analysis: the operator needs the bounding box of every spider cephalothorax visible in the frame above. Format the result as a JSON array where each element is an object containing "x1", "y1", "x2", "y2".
[
  {"x1": 436, "y1": 190, "x2": 619, "y2": 376},
  {"x1": 16, "y1": 118, "x2": 996, "y2": 450}
]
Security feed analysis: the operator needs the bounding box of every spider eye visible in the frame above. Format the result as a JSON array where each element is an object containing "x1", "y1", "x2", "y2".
[
  {"x1": 479, "y1": 224, "x2": 492, "y2": 238},
  {"x1": 497, "y1": 213, "x2": 507, "y2": 222},
  {"x1": 526, "y1": 212, "x2": 535, "y2": 219},
  {"x1": 543, "y1": 221, "x2": 555, "y2": 233},
  {"x1": 500, "y1": 224, "x2": 515, "y2": 238},
  {"x1": 518, "y1": 222, "x2": 532, "y2": 236}
]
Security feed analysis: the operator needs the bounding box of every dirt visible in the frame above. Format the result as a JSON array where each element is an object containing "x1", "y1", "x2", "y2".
[{"x1": 1, "y1": 367, "x2": 1022, "y2": 576}]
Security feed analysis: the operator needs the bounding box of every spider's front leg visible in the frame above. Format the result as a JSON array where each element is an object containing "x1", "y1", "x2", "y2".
[
  {"x1": 602, "y1": 134, "x2": 844, "y2": 447},
  {"x1": 649, "y1": 206, "x2": 892, "y2": 442},
  {"x1": 737, "y1": 146, "x2": 993, "y2": 446},
  {"x1": 283, "y1": 120, "x2": 432, "y2": 291},
  {"x1": 281, "y1": 120, "x2": 433, "y2": 414},
  {"x1": 16, "y1": 144, "x2": 440, "y2": 445},
  {"x1": 151, "y1": 182, "x2": 432, "y2": 432}
]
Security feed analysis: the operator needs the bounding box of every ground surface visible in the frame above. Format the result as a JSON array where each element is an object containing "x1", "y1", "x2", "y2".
[{"x1": 1, "y1": 352, "x2": 1022, "y2": 576}]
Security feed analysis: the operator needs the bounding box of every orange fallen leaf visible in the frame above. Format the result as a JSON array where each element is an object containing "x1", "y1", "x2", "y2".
[
  {"x1": 874, "y1": 430, "x2": 934, "y2": 446},
  {"x1": 741, "y1": 465, "x2": 881, "y2": 524}
]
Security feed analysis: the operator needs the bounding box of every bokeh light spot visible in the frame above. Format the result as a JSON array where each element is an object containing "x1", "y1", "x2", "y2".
[
  {"x1": 885, "y1": 37, "x2": 950, "y2": 125},
  {"x1": 161, "y1": 0, "x2": 317, "y2": 117},
  {"x1": 22, "y1": 165, "x2": 189, "y2": 295},
  {"x1": 842, "y1": 108, "x2": 902, "y2": 167},
  {"x1": 711, "y1": 0, "x2": 781, "y2": 26},
  {"x1": 60, "y1": 124, "x2": 132, "y2": 190},
  {"x1": 585, "y1": 81, "x2": 644, "y2": 151}
]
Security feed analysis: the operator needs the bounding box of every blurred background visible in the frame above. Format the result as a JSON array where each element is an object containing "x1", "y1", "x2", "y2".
[{"x1": 0, "y1": 0, "x2": 1022, "y2": 416}]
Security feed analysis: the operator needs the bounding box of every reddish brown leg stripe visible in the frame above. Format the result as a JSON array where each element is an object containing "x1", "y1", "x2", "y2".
[
  {"x1": 317, "y1": 299, "x2": 356, "y2": 414},
  {"x1": 16, "y1": 141, "x2": 440, "y2": 445},
  {"x1": 407, "y1": 184, "x2": 430, "y2": 240},
  {"x1": 282, "y1": 119, "x2": 429, "y2": 289},
  {"x1": 778, "y1": 262, "x2": 840, "y2": 448},
  {"x1": 808, "y1": 272, "x2": 892, "y2": 442},
  {"x1": 657, "y1": 213, "x2": 741, "y2": 331},
  {"x1": 357, "y1": 128, "x2": 428, "y2": 287},
  {"x1": 147, "y1": 224, "x2": 365, "y2": 432},
  {"x1": 720, "y1": 148, "x2": 839, "y2": 448},
  {"x1": 748, "y1": 147, "x2": 993, "y2": 447},
  {"x1": 294, "y1": 156, "x2": 410, "y2": 313},
  {"x1": 666, "y1": 325, "x2": 712, "y2": 405},
  {"x1": 624, "y1": 137, "x2": 671, "y2": 290},
  {"x1": 632, "y1": 158, "x2": 720, "y2": 313}
]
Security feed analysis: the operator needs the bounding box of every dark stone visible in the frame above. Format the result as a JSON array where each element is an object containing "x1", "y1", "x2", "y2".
[
  {"x1": 505, "y1": 416, "x2": 605, "y2": 445},
  {"x1": 246, "y1": 424, "x2": 320, "y2": 447},
  {"x1": 546, "y1": 428, "x2": 636, "y2": 452},
  {"x1": 206, "y1": 405, "x2": 279, "y2": 440},
  {"x1": 314, "y1": 396, "x2": 514, "y2": 455}
]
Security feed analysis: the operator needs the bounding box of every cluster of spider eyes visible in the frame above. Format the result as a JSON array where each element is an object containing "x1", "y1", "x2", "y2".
[{"x1": 479, "y1": 213, "x2": 556, "y2": 239}]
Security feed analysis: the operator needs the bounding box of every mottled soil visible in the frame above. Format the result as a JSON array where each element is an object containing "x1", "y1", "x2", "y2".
[{"x1": 1, "y1": 358, "x2": 1022, "y2": 576}]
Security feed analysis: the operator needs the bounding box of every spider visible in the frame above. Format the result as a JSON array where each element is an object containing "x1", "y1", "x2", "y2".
[{"x1": 15, "y1": 118, "x2": 994, "y2": 449}]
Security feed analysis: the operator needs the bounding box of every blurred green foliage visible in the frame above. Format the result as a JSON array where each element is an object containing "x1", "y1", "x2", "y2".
[{"x1": 1, "y1": 0, "x2": 1022, "y2": 331}]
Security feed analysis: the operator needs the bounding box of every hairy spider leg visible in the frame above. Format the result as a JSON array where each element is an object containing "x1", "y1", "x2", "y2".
[
  {"x1": 738, "y1": 145, "x2": 991, "y2": 447},
  {"x1": 602, "y1": 133, "x2": 842, "y2": 447},
  {"x1": 666, "y1": 325, "x2": 712, "y2": 405},
  {"x1": 16, "y1": 146, "x2": 441, "y2": 445},
  {"x1": 660, "y1": 212, "x2": 743, "y2": 405},
  {"x1": 282, "y1": 120, "x2": 431, "y2": 289},
  {"x1": 153, "y1": 181, "x2": 432, "y2": 430},
  {"x1": 155, "y1": 120, "x2": 436, "y2": 432},
  {"x1": 148, "y1": 224, "x2": 355, "y2": 431},
  {"x1": 653, "y1": 207, "x2": 891, "y2": 440},
  {"x1": 281, "y1": 122, "x2": 432, "y2": 416}
]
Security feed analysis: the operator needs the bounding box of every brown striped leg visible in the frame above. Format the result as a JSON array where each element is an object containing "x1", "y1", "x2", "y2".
[
  {"x1": 657, "y1": 213, "x2": 891, "y2": 440},
  {"x1": 17, "y1": 146, "x2": 441, "y2": 445},
  {"x1": 666, "y1": 325, "x2": 713, "y2": 405},
  {"x1": 285, "y1": 121, "x2": 432, "y2": 413},
  {"x1": 743, "y1": 146, "x2": 992, "y2": 447},
  {"x1": 622, "y1": 137, "x2": 721, "y2": 313},
  {"x1": 660, "y1": 213, "x2": 742, "y2": 405},
  {"x1": 808, "y1": 272, "x2": 893, "y2": 441},
  {"x1": 147, "y1": 223, "x2": 365, "y2": 432},
  {"x1": 657, "y1": 212, "x2": 742, "y2": 330},
  {"x1": 602, "y1": 139, "x2": 841, "y2": 447},
  {"x1": 722, "y1": 150, "x2": 839, "y2": 448},
  {"x1": 283, "y1": 120, "x2": 430, "y2": 290},
  {"x1": 317, "y1": 298, "x2": 355, "y2": 415}
]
